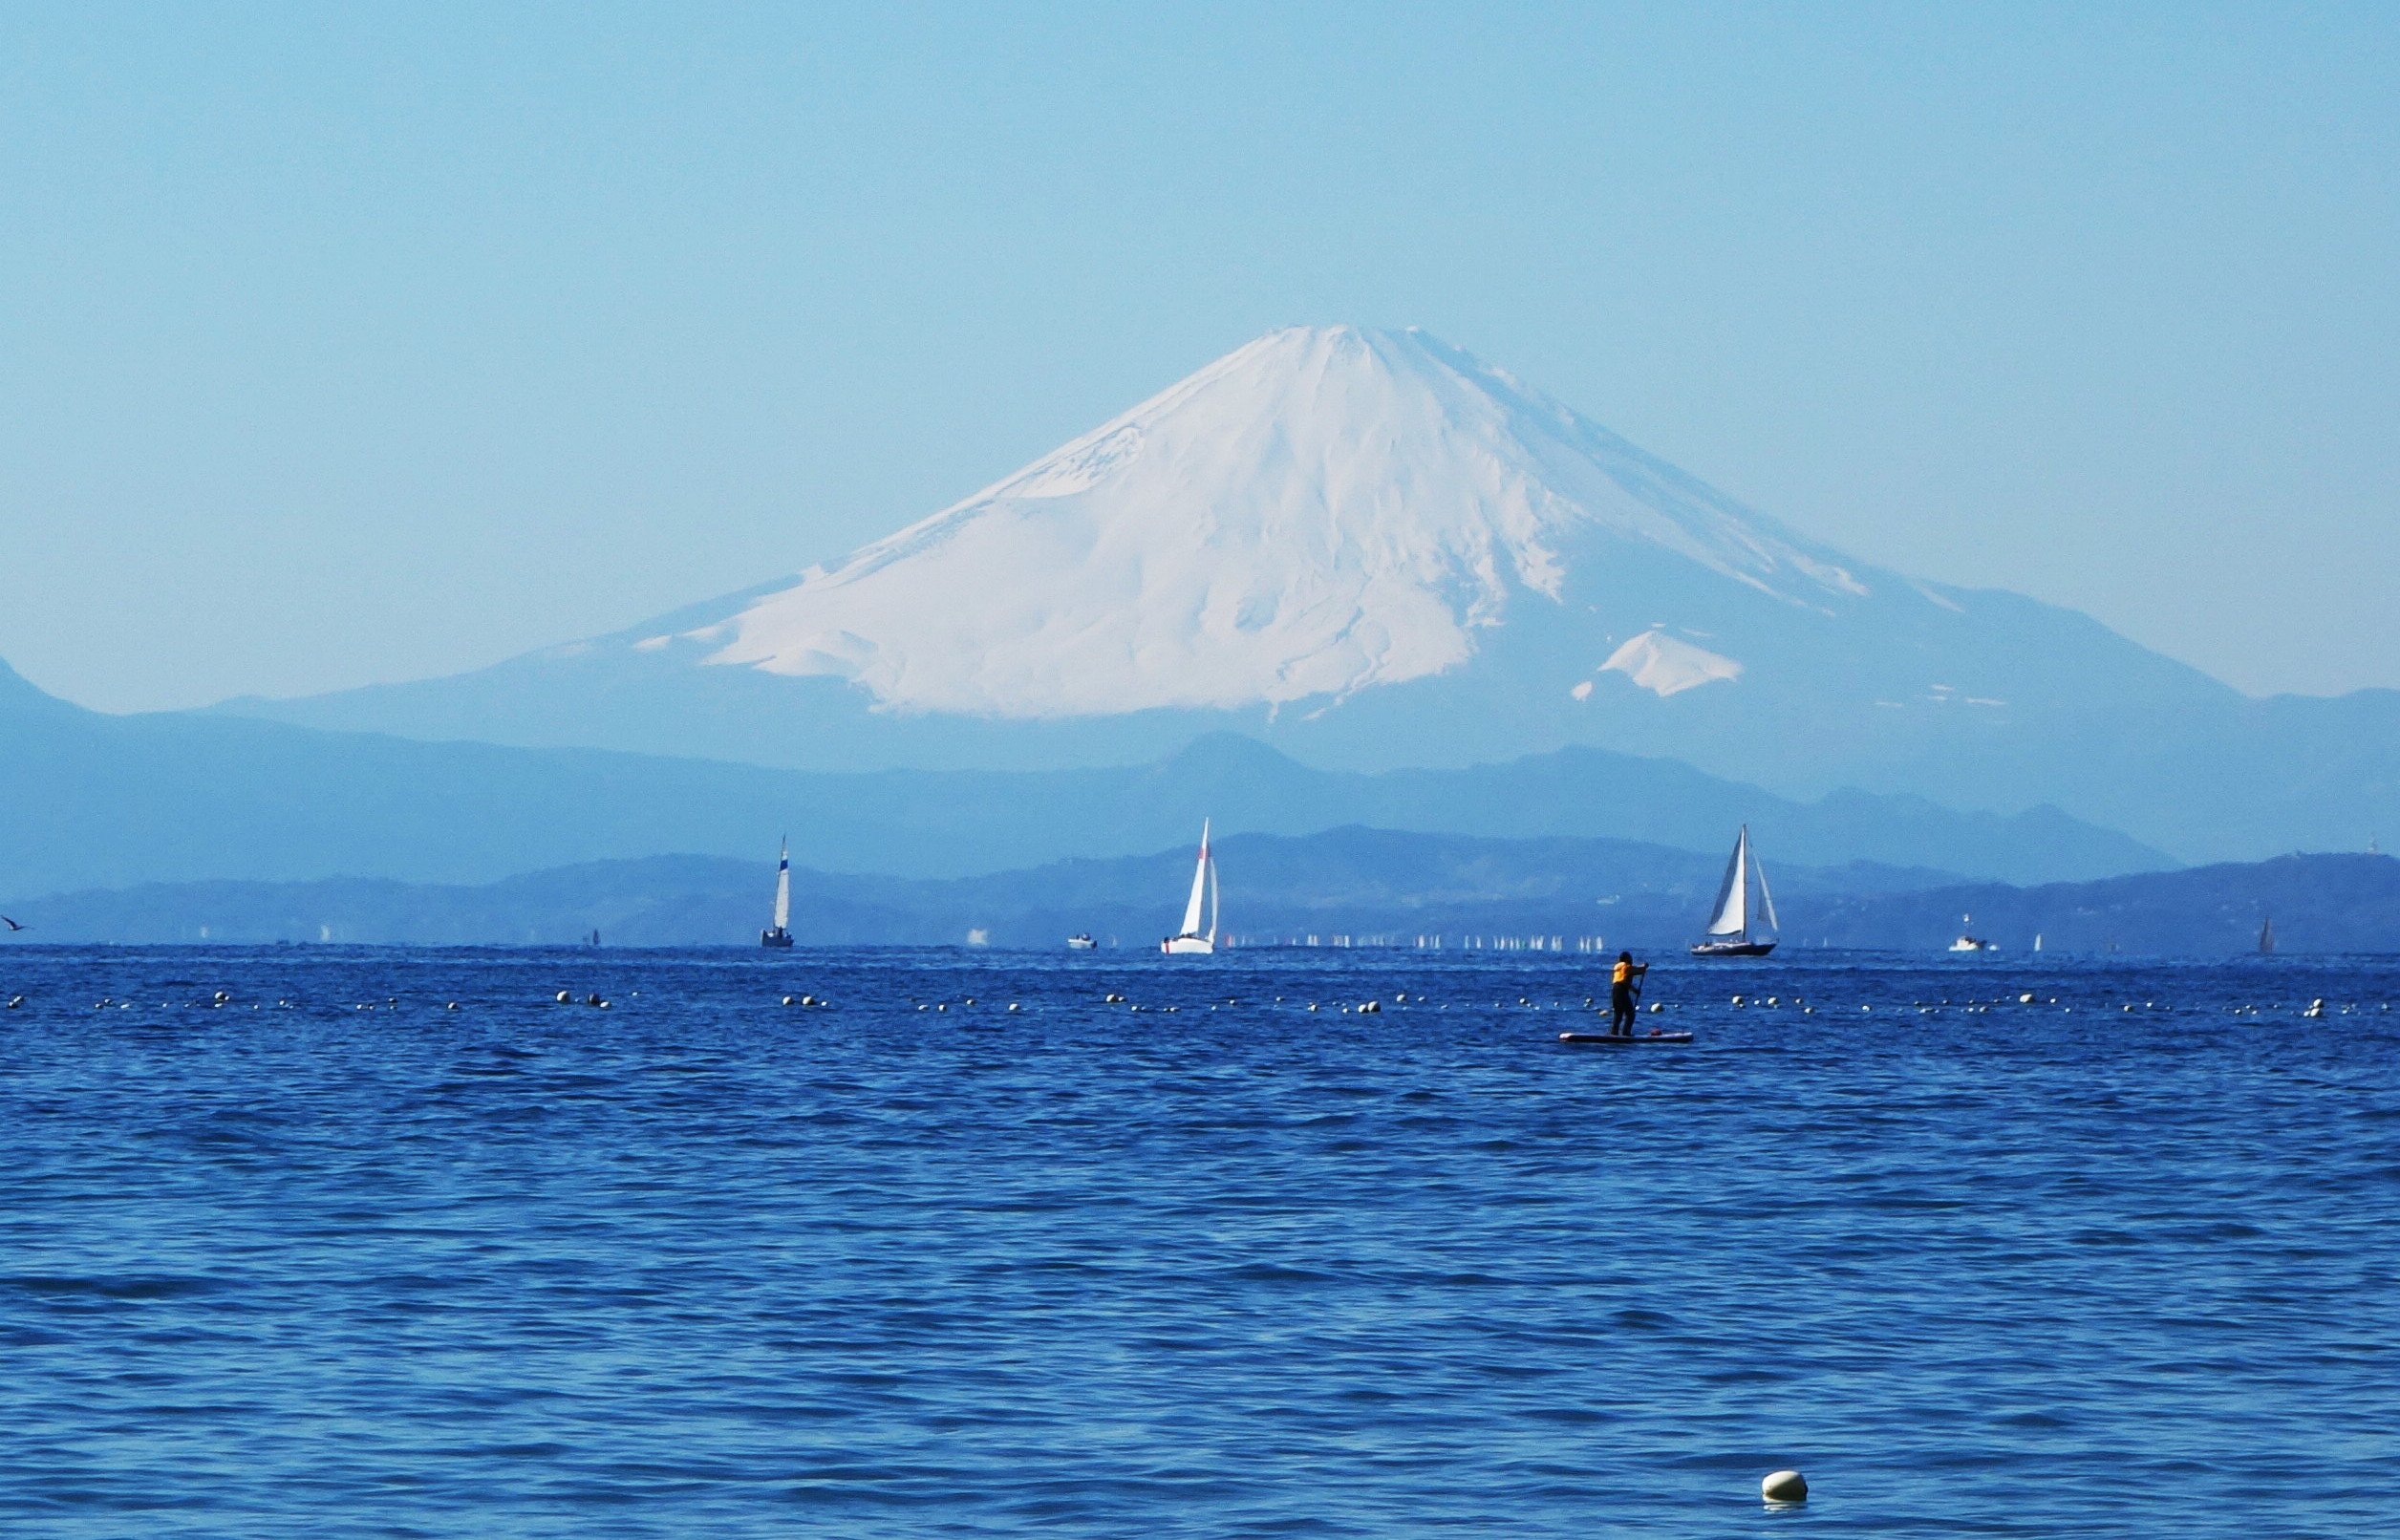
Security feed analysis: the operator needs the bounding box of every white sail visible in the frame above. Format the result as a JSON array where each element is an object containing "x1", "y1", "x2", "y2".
[
  {"x1": 773, "y1": 840, "x2": 791, "y2": 931},
  {"x1": 1753, "y1": 849, "x2": 1780, "y2": 935},
  {"x1": 1705, "y1": 826, "x2": 1749, "y2": 936},
  {"x1": 1206, "y1": 849, "x2": 1220, "y2": 944},
  {"x1": 1180, "y1": 820, "x2": 1211, "y2": 937}
]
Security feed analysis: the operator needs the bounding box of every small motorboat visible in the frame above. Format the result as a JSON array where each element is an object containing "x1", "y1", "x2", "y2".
[
  {"x1": 1948, "y1": 914, "x2": 1995, "y2": 952},
  {"x1": 1066, "y1": 933, "x2": 1098, "y2": 950}
]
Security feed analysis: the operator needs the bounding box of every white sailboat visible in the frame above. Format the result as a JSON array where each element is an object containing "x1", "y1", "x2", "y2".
[
  {"x1": 1161, "y1": 820, "x2": 1219, "y2": 954},
  {"x1": 761, "y1": 838, "x2": 795, "y2": 948},
  {"x1": 1689, "y1": 825, "x2": 1778, "y2": 956}
]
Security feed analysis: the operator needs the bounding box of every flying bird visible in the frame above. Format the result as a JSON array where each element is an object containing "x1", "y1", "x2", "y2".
[{"x1": 1, "y1": 916, "x2": 24, "y2": 931}]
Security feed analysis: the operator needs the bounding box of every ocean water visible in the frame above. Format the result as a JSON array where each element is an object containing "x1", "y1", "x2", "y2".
[{"x1": 0, "y1": 945, "x2": 2392, "y2": 1538}]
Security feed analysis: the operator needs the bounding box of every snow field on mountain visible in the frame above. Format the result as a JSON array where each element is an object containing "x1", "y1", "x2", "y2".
[{"x1": 693, "y1": 326, "x2": 1869, "y2": 718}]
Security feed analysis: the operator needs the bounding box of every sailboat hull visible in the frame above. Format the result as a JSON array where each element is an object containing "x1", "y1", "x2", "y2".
[
  {"x1": 761, "y1": 930, "x2": 794, "y2": 949},
  {"x1": 1161, "y1": 935, "x2": 1215, "y2": 955},
  {"x1": 1688, "y1": 939, "x2": 1775, "y2": 957}
]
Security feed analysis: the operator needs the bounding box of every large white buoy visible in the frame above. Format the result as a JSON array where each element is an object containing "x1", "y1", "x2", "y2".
[{"x1": 1761, "y1": 1469, "x2": 1808, "y2": 1503}]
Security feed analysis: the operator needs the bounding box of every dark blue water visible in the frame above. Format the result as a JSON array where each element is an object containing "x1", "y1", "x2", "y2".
[{"x1": 0, "y1": 946, "x2": 2392, "y2": 1537}]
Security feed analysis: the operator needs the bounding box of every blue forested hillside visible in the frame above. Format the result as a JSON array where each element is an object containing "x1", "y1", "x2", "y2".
[{"x1": 1, "y1": 659, "x2": 2167, "y2": 899}]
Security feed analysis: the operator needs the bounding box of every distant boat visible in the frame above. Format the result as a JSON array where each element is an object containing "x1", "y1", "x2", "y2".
[
  {"x1": 761, "y1": 838, "x2": 795, "y2": 949},
  {"x1": 1066, "y1": 933, "x2": 1098, "y2": 950},
  {"x1": 2259, "y1": 916, "x2": 2275, "y2": 954},
  {"x1": 1949, "y1": 913, "x2": 1996, "y2": 952},
  {"x1": 1161, "y1": 819, "x2": 1219, "y2": 954},
  {"x1": 1689, "y1": 825, "x2": 1777, "y2": 957}
]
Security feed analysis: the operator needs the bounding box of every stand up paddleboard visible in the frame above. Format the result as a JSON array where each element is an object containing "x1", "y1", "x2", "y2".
[{"x1": 1559, "y1": 1030, "x2": 1694, "y2": 1044}]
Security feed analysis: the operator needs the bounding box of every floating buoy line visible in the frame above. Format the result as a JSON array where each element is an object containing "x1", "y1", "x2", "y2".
[{"x1": 6, "y1": 980, "x2": 2387, "y2": 1032}]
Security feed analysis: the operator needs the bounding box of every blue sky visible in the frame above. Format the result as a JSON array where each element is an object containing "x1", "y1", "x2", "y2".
[{"x1": 3, "y1": 2, "x2": 2395, "y2": 711}]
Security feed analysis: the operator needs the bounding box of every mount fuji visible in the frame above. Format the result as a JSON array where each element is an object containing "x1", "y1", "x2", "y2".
[{"x1": 216, "y1": 326, "x2": 2398, "y2": 863}]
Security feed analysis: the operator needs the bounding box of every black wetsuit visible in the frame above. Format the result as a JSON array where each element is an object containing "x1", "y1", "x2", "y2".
[{"x1": 1610, "y1": 983, "x2": 1637, "y2": 1034}]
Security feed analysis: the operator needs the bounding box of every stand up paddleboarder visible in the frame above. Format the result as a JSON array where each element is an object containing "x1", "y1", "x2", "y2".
[{"x1": 1610, "y1": 952, "x2": 1648, "y2": 1036}]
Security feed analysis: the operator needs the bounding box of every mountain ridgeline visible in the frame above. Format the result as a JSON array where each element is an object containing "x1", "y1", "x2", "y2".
[
  {"x1": 8, "y1": 835, "x2": 2390, "y2": 956},
  {"x1": 0, "y1": 656, "x2": 2166, "y2": 903}
]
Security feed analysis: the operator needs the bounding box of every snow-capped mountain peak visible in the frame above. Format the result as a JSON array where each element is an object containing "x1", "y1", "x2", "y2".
[{"x1": 688, "y1": 325, "x2": 1867, "y2": 718}]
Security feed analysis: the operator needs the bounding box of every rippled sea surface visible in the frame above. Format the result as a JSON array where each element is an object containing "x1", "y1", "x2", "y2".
[{"x1": 1, "y1": 946, "x2": 2393, "y2": 1537}]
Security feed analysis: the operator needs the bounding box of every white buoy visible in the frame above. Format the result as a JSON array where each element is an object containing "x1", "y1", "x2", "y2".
[
  {"x1": 1648, "y1": 1001, "x2": 1662, "y2": 1013},
  {"x1": 1761, "y1": 1469, "x2": 1808, "y2": 1503},
  {"x1": 782, "y1": 995, "x2": 794, "y2": 1006},
  {"x1": 556, "y1": 990, "x2": 570, "y2": 1003}
]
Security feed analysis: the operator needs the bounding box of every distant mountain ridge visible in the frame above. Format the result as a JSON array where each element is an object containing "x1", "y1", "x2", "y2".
[
  {"x1": 0, "y1": 828, "x2": 2021, "y2": 949},
  {"x1": 204, "y1": 326, "x2": 2400, "y2": 863},
  {"x1": 1806, "y1": 853, "x2": 2400, "y2": 957},
  {"x1": 0, "y1": 658, "x2": 2167, "y2": 901},
  {"x1": 8, "y1": 836, "x2": 2387, "y2": 957}
]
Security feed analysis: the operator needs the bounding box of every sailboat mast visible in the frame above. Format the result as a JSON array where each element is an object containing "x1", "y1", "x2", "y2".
[{"x1": 774, "y1": 839, "x2": 792, "y2": 931}]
